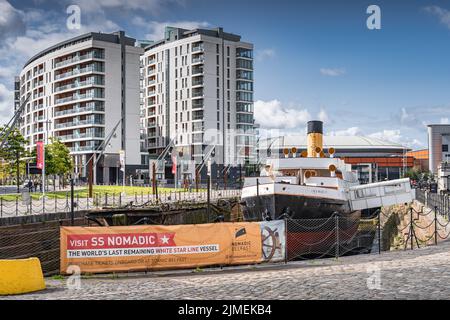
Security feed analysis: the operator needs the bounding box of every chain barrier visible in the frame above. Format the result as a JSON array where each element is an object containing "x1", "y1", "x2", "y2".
[{"x1": 0, "y1": 189, "x2": 241, "y2": 220}]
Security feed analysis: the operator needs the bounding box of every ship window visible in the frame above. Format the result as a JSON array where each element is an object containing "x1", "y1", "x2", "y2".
[
  {"x1": 355, "y1": 188, "x2": 377, "y2": 198},
  {"x1": 384, "y1": 184, "x2": 405, "y2": 194}
]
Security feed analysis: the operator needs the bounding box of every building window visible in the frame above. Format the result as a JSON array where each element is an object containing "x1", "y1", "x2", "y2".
[
  {"x1": 216, "y1": 44, "x2": 219, "y2": 54},
  {"x1": 443, "y1": 144, "x2": 449, "y2": 152}
]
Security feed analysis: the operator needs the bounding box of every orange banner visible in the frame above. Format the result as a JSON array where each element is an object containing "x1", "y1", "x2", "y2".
[{"x1": 60, "y1": 222, "x2": 262, "y2": 274}]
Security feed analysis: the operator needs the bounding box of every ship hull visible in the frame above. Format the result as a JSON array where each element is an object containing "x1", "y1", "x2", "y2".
[{"x1": 241, "y1": 193, "x2": 357, "y2": 221}]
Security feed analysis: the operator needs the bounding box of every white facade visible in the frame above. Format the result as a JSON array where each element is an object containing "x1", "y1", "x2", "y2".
[
  {"x1": 141, "y1": 27, "x2": 256, "y2": 177},
  {"x1": 18, "y1": 31, "x2": 143, "y2": 183}
]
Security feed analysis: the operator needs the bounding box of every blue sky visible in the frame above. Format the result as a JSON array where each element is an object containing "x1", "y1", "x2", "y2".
[{"x1": 1, "y1": 0, "x2": 450, "y2": 149}]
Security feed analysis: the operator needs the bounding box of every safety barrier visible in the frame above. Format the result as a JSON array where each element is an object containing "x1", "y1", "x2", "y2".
[
  {"x1": 0, "y1": 257, "x2": 45, "y2": 295},
  {"x1": 0, "y1": 189, "x2": 241, "y2": 218}
]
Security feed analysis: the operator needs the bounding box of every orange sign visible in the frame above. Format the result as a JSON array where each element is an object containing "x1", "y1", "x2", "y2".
[{"x1": 60, "y1": 223, "x2": 262, "y2": 274}]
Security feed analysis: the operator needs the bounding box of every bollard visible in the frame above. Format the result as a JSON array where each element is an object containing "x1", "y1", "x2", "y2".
[{"x1": 435, "y1": 205, "x2": 438, "y2": 246}]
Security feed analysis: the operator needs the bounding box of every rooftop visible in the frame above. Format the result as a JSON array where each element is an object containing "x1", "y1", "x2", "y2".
[
  {"x1": 259, "y1": 135, "x2": 410, "y2": 151},
  {"x1": 145, "y1": 26, "x2": 242, "y2": 51},
  {"x1": 23, "y1": 31, "x2": 136, "y2": 69}
]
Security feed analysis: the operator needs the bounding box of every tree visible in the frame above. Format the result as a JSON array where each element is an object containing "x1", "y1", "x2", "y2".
[
  {"x1": 0, "y1": 127, "x2": 28, "y2": 193},
  {"x1": 31, "y1": 138, "x2": 74, "y2": 190}
]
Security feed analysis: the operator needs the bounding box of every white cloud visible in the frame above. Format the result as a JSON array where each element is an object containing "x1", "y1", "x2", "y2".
[
  {"x1": 59, "y1": 0, "x2": 184, "y2": 14},
  {"x1": 328, "y1": 127, "x2": 362, "y2": 136},
  {"x1": 424, "y1": 5, "x2": 450, "y2": 29},
  {"x1": 368, "y1": 129, "x2": 402, "y2": 143},
  {"x1": 255, "y1": 49, "x2": 275, "y2": 62},
  {"x1": 441, "y1": 117, "x2": 450, "y2": 124},
  {"x1": 0, "y1": 0, "x2": 25, "y2": 38},
  {"x1": 318, "y1": 109, "x2": 331, "y2": 124},
  {"x1": 0, "y1": 83, "x2": 13, "y2": 118},
  {"x1": 320, "y1": 68, "x2": 346, "y2": 77},
  {"x1": 254, "y1": 99, "x2": 311, "y2": 129}
]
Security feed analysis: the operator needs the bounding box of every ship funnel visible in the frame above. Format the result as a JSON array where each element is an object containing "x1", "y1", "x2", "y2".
[{"x1": 307, "y1": 120, "x2": 323, "y2": 157}]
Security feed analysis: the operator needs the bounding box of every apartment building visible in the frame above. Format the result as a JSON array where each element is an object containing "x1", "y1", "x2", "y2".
[
  {"x1": 142, "y1": 27, "x2": 257, "y2": 181},
  {"x1": 18, "y1": 31, "x2": 143, "y2": 184},
  {"x1": 428, "y1": 124, "x2": 450, "y2": 174}
]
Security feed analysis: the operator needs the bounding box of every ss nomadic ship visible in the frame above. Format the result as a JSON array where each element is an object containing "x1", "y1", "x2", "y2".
[{"x1": 240, "y1": 120, "x2": 415, "y2": 256}]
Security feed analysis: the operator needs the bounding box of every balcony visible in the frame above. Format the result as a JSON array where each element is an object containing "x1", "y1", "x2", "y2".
[
  {"x1": 54, "y1": 118, "x2": 104, "y2": 129},
  {"x1": 58, "y1": 132, "x2": 104, "y2": 141},
  {"x1": 192, "y1": 78, "x2": 203, "y2": 87},
  {"x1": 54, "y1": 103, "x2": 105, "y2": 117},
  {"x1": 148, "y1": 89, "x2": 156, "y2": 96},
  {"x1": 192, "y1": 67, "x2": 204, "y2": 76},
  {"x1": 68, "y1": 145, "x2": 99, "y2": 152},
  {"x1": 34, "y1": 115, "x2": 45, "y2": 122},
  {"x1": 192, "y1": 101, "x2": 203, "y2": 109},
  {"x1": 192, "y1": 89, "x2": 204, "y2": 98},
  {"x1": 34, "y1": 81, "x2": 43, "y2": 88},
  {"x1": 55, "y1": 65, "x2": 104, "y2": 81},
  {"x1": 192, "y1": 111, "x2": 204, "y2": 121},
  {"x1": 192, "y1": 44, "x2": 204, "y2": 53},
  {"x1": 55, "y1": 78, "x2": 103, "y2": 93},
  {"x1": 192, "y1": 56, "x2": 204, "y2": 64},
  {"x1": 55, "y1": 91, "x2": 103, "y2": 105},
  {"x1": 148, "y1": 68, "x2": 156, "y2": 76},
  {"x1": 148, "y1": 121, "x2": 157, "y2": 128},
  {"x1": 55, "y1": 51, "x2": 104, "y2": 69},
  {"x1": 33, "y1": 92, "x2": 44, "y2": 99},
  {"x1": 33, "y1": 104, "x2": 44, "y2": 111},
  {"x1": 148, "y1": 79, "x2": 156, "y2": 86},
  {"x1": 148, "y1": 58, "x2": 156, "y2": 65}
]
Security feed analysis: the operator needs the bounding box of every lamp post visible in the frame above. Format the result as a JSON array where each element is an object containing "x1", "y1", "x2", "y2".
[{"x1": 42, "y1": 119, "x2": 52, "y2": 199}]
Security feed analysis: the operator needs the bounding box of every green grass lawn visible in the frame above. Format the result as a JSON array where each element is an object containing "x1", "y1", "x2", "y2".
[{"x1": 0, "y1": 185, "x2": 204, "y2": 201}]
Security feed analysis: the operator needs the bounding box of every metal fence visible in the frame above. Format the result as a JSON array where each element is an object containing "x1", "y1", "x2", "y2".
[
  {"x1": 285, "y1": 214, "x2": 380, "y2": 261},
  {"x1": 0, "y1": 189, "x2": 241, "y2": 218},
  {"x1": 415, "y1": 188, "x2": 450, "y2": 219}
]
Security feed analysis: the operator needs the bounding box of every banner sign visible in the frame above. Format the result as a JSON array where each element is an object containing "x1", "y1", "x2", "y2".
[
  {"x1": 119, "y1": 150, "x2": 125, "y2": 172},
  {"x1": 60, "y1": 222, "x2": 265, "y2": 274},
  {"x1": 36, "y1": 141, "x2": 44, "y2": 169}
]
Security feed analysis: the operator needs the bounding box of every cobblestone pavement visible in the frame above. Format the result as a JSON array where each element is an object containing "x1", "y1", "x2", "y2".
[{"x1": 3, "y1": 240, "x2": 450, "y2": 300}]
